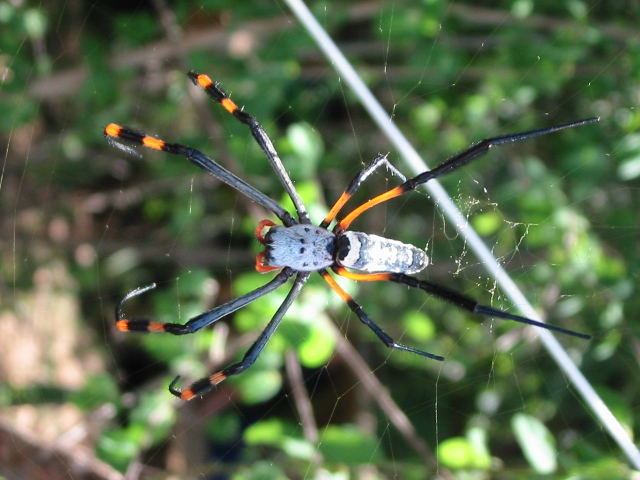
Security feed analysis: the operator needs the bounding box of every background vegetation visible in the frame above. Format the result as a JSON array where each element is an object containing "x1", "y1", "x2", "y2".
[{"x1": 1, "y1": 0, "x2": 638, "y2": 479}]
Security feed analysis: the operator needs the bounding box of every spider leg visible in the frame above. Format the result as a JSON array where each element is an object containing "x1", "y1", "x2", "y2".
[
  {"x1": 336, "y1": 117, "x2": 600, "y2": 231},
  {"x1": 169, "y1": 272, "x2": 310, "y2": 400},
  {"x1": 320, "y1": 153, "x2": 406, "y2": 228},
  {"x1": 115, "y1": 269, "x2": 294, "y2": 335},
  {"x1": 333, "y1": 267, "x2": 591, "y2": 340},
  {"x1": 104, "y1": 123, "x2": 296, "y2": 226},
  {"x1": 319, "y1": 270, "x2": 445, "y2": 361},
  {"x1": 188, "y1": 71, "x2": 309, "y2": 224}
]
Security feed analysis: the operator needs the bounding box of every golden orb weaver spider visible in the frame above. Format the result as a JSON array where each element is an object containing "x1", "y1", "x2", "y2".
[{"x1": 105, "y1": 71, "x2": 596, "y2": 401}]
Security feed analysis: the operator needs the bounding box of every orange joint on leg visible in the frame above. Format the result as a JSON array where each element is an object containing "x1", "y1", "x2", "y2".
[
  {"x1": 255, "y1": 219, "x2": 276, "y2": 244},
  {"x1": 209, "y1": 371, "x2": 227, "y2": 385},
  {"x1": 255, "y1": 252, "x2": 280, "y2": 273},
  {"x1": 180, "y1": 389, "x2": 196, "y2": 401},
  {"x1": 221, "y1": 98, "x2": 238, "y2": 113},
  {"x1": 142, "y1": 136, "x2": 165, "y2": 151},
  {"x1": 147, "y1": 322, "x2": 166, "y2": 332},
  {"x1": 196, "y1": 73, "x2": 213, "y2": 88},
  {"x1": 115, "y1": 320, "x2": 130, "y2": 331},
  {"x1": 104, "y1": 123, "x2": 122, "y2": 137}
]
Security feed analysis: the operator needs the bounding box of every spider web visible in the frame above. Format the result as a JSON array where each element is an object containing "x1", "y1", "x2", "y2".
[{"x1": 1, "y1": 0, "x2": 638, "y2": 479}]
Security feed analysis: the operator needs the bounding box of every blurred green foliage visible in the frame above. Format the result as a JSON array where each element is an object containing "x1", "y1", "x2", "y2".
[{"x1": 1, "y1": 0, "x2": 639, "y2": 478}]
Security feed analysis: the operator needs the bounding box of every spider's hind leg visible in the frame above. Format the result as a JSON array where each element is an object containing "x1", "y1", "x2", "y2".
[
  {"x1": 169, "y1": 272, "x2": 310, "y2": 400},
  {"x1": 319, "y1": 270, "x2": 445, "y2": 361}
]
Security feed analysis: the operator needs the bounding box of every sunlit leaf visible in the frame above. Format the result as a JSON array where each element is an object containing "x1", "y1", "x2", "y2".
[
  {"x1": 97, "y1": 425, "x2": 144, "y2": 472},
  {"x1": 402, "y1": 310, "x2": 435, "y2": 343},
  {"x1": 438, "y1": 433, "x2": 491, "y2": 470},
  {"x1": 234, "y1": 368, "x2": 282, "y2": 405},
  {"x1": 472, "y1": 210, "x2": 503, "y2": 236},
  {"x1": 244, "y1": 418, "x2": 289, "y2": 447},
  {"x1": 511, "y1": 413, "x2": 557, "y2": 474}
]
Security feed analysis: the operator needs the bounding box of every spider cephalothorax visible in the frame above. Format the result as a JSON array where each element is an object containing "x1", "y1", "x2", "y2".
[{"x1": 106, "y1": 70, "x2": 595, "y2": 400}]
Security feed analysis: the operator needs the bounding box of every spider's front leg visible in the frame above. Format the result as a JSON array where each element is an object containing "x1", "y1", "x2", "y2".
[
  {"x1": 335, "y1": 117, "x2": 600, "y2": 231},
  {"x1": 321, "y1": 153, "x2": 406, "y2": 228}
]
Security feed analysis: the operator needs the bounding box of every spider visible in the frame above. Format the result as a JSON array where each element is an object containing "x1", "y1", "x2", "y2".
[{"x1": 105, "y1": 71, "x2": 596, "y2": 401}]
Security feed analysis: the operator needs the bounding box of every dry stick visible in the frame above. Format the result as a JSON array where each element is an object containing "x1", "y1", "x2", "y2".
[
  {"x1": 449, "y1": 3, "x2": 632, "y2": 41},
  {"x1": 0, "y1": 418, "x2": 123, "y2": 480},
  {"x1": 329, "y1": 323, "x2": 440, "y2": 470},
  {"x1": 284, "y1": 350, "x2": 322, "y2": 464},
  {"x1": 284, "y1": 0, "x2": 640, "y2": 469}
]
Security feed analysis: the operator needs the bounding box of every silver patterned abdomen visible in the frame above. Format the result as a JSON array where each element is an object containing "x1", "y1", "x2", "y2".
[{"x1": 336, "y1": 231, "x2": 428, "y2": 274}]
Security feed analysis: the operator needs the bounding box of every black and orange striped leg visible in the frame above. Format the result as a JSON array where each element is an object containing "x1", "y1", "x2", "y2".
[
  {"x1": 188, "y1": 71, "x2": 309, "y2": 224},
  {"x1": 334, "y1": 268, "x2": 591, "y2": 340},
  {"x1": 320, "y1": 154, "x2": 406, "y2": 228},
  {"x1": 335, "y1": 117, "x2": 600, "y2": 231},
  {"x1": 319, "y1": 270, "x2": 445, "y2": 361},
  {"x1": 115, "y1": 269, "x2": 294, "y2": 336},
  {"x1": 103, "y1": 123, "x2": 295, "y2": 226},
  {"x1": 169, "y1": 272, "x2": 310, "y2": 400}
]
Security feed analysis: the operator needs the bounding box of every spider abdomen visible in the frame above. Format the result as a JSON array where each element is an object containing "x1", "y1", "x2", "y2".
[
  {"x1": 336, "y1": 231, "x2": 428, "y2": 274},
  {"x1": 264, "y1": 224, "x2": 336, "y2": 271}
]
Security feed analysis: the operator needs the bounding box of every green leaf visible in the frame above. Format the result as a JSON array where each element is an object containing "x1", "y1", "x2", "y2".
[
  {"x1": 285, "y1": 122, "x2": 323, "y2": 180},
  {"x1": 296, "y1": 321, "x2": 335, "y2": 367},
  {"x1": 23, "y1": 8, "x2": 47, "y2": 39},
  {"x1": 472, "y1": 211, "x2": 503, "y2": 236},
  {"x1": 511, "y1": 413, "x2": 557, "y2": 474},
  {"x1": 439, "y1": 437, "x2": 475, "y2": 469},
  {"x1": 69, "y1": 373, "x2": 119, "y2": 410},
  {"x1": 438, "y1": 433, "x2": 491, "y2": 470},
  {"x1": 402, "y1": 310, "x2": 435, "y2": 343},
  {"x1": 318, "y1": 425, "x2": 381, "y2": 465},
  {"x1": 244, "y1": 418, "x2": 289, "y2": 447},
  {"x1": 616, "y1": 134, "x2": 640, "y2": 180},
  {"x1": 281, "y1": 436, "x2": 316, "y2": 460},
  {"x1": 234, "y1": 368, "x2": 282, "y2": 405},
  {"x1": 129, "y1": 391, "x2": 176, "y2": 445},
  {"x1": 230, "y1": 460, "x2": 290, "y2": 480},
  {"x1": 206, "y1": 412, "x2": 242, "y2": 444},
  {"x1": 97, "y1": 425, "x2": 145, "y2": 472},
  {"x1": 243, "y1": 418, "x2": 314, "y2": 460}
]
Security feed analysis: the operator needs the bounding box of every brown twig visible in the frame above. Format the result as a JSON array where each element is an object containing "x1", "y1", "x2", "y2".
[
  {"x1": 0, "y1": 418, "x2": 123, "y2": 480},
  {"x1": 284, "y1": 350, "x2": 322, "y2": 464},
  {"x1": 328, "y1": 322, "x2": 450, "y2": 476}
]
